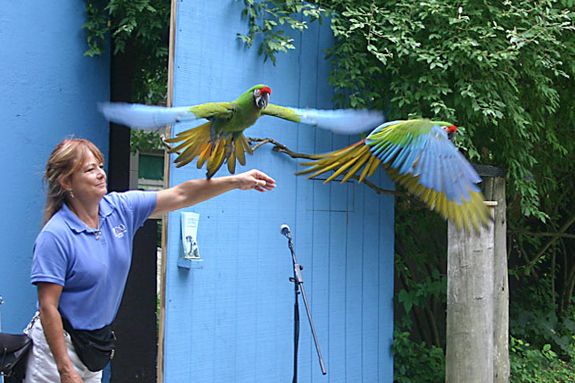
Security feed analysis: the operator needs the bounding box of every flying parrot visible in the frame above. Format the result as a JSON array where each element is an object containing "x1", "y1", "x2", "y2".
[
  {"x1": 99, "y1": 84, "x2": 384, "y2": 178},
  {"x1": 298, "y1": 119, "x2": 491, "y2": 232}
]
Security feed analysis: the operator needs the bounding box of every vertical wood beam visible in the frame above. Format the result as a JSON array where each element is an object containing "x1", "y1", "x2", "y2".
[
  {"x1": 157, "y1": 0, "x2": 177, "y2": 381},
  {"x1": 446, "y1": 203, "x2": 496, "y2": 383},
  {"x1": 484, "y1": 177, "x2": 509, "y2": 383}
]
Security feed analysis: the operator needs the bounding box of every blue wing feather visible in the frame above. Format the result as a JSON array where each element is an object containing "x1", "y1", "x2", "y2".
[
  {"x1": 99, "y1": 103, "x2": 195, "y2": 130},
  {"x1": 292, "y1": 108, "x2": 384, "y2": 134},
  {"x1": 380, "y1": 143, "x2": 403, "y2": 164},
  {"x1": 369, "y1": 121, "x2": 482, "y2": 205}
]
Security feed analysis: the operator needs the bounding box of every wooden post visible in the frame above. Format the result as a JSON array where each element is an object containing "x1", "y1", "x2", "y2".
[
  {"x1": 157, "y1": 1, "x2": 178, "y2": 382},
  {"x1": 483, "y1": 177, "x2": 509, "y2": 383},
  {"x1": 446, "y1": 203, "x2": 496, "y2": 383}
]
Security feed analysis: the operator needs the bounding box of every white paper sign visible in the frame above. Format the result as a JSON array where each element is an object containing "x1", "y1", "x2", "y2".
[{"x1": 181, "y1": 212, "x2": 200, "y2": 259}]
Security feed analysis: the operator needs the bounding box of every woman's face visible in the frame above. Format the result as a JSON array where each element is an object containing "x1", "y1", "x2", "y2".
[{"x1": 66, "y1": 149, "x2": 107, "y2": 202}]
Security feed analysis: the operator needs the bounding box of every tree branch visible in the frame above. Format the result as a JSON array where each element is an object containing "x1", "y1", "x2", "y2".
[
  {"x1": 512, "y1": 230, "x2": 575, "y2": 240},
  {"x1": 248, "y1": 137, "x2": 315, "y2": 159},
  {"x1": 527, "y1": 214, "x2": 575, "y2": 268}
]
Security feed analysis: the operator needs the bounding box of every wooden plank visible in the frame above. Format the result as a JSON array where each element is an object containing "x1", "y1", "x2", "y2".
[
  {"x1": 345, "y1": 183, "x2": 364, "y2": 382},
  {"x1": 328, "y1": 211, "x2": 348, "y2": 380},
  {"x1": 310, "y1": 209, "x2": 331, "y2": 381},
  {"x1": 361, "y1": 181, "x2": 381, "y2": 382}
]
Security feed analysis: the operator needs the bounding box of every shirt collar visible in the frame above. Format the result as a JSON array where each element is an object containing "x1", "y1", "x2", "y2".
[{"x1": 61, "y1": 197, "x2": 114, "y2": 233}]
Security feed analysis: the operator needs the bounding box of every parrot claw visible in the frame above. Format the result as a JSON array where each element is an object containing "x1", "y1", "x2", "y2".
[{"x1": 160, "y1": 135, "x2": 179, "y2": 154}]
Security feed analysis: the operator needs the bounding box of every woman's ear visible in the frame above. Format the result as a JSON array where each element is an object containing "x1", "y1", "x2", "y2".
[{"x1": 59, "y1": 175, "x2": 72, "y2": 191}]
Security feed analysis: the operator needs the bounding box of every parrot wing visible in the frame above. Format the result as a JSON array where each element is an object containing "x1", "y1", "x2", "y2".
[
  {"x1": 299, "y1": 119, "x2": 491, "y2": 232},
  {"x1": 99, "y1": 102, "x2": 235, "y2": 130},
  {"x1": 368, "y1": 120, "x2": 489, "y2": 231},
  {"x1": 262, "y1": 104, "x2": 384, "y2": 134}
]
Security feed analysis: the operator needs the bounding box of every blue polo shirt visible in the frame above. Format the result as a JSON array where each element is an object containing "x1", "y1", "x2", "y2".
[{"x1": 31, "y1": 191, "x2": 157, "y2": 330}]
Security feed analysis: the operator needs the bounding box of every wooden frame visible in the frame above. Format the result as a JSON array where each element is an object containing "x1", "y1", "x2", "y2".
[{"x1": 157, "y1": 0, "x2": 178, "y2": 381}]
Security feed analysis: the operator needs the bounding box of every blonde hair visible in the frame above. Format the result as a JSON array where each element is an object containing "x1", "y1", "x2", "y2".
[{"x1": 43, "y1": 138, "x2": 105, "y2": 224}]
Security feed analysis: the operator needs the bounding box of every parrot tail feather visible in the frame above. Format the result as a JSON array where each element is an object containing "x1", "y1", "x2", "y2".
[
  {"x1": 196, "y1": 142, "x2": 214, "y2": 169},
  {"x1": 206, "y1": 140, "x2": 227, "y2": 179},
  {"x1": 227, "y1": 150, "x2": 237, "y2": 174},
  {"x1": 165, "y1": 123, "x2": 252, "y2": 178},
  {"x1": 297, "y1": 140, "x2": 380, "y2": 184},
  {"x1": 167, "y1": 121, "x2": 212, "y2": 163},
  {"x1": 235, "y1": 136, "x2": 247, "y2": 165}
]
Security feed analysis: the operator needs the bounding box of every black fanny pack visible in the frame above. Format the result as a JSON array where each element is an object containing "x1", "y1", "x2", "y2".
[
  {"x1": 61, "y1": 316, "x2": 115, "y2": 372},
  {"x1": 0, "y1": 332, "x2": 32, "y2": 381}
]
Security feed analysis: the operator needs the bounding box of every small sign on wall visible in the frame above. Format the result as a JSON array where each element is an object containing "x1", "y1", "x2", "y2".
[{"x1": 178, "y1": 211, "x2": 203, "y2": 269}]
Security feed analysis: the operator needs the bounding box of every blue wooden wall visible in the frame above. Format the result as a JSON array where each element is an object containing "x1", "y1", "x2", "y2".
[
  {"x1": 0, "y1": 1, "x2": 110, "y2": 332},
  {"x1": 164, "y1": 1, "x2": 394, "y2": 381}
]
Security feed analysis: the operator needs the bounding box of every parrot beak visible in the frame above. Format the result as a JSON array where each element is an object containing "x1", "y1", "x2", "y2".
[
  {"x1": 253, "y1": 87, "x2": 271, "y2": 110},
  {"x1": 255, "y1": 92, "x2": 269, "y2": 109}
]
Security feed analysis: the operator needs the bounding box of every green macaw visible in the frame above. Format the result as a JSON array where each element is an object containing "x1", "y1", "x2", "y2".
[
  {"x1": 298, "y1": 119, "x2": 491, "y2": 232},
  {"x1": 100, "y1": 84, "x2": 383, "y2": 178}
]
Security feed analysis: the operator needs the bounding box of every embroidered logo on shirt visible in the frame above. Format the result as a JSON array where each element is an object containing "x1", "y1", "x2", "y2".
[{"x1": 113, "y1": 224, "x2": 127, "y2": 238}]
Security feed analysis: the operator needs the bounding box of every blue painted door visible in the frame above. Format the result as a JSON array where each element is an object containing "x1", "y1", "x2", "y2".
[{"x1": 163, "y1": 1, "x2": 394, "y2": 381}]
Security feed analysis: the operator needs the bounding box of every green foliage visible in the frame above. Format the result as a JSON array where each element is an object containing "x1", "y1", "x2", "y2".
[
  {"x1": 393, "y1": 331, "x2": 445, "y2": 383},
  {"x1": 83, "y1": 0, "x2": 170, "y2": 105},
  {"x1": 394, "y1": 204, "x2": 447, "y2": 339},
  {"x1": 510, "y1": 273, "x2": 575, "y2": 356},
  {"x1": 84, "y1": 0, "x2": 170, "y2": 57},
  {"x1": 84, "y1": 0, "x2": 170, "y2": 152},
  {"x1": 84, "y1": 1, "x2": 109, "y2": 57},
  {"x1": 237, "y1": 0, "x2": 324, "y2": 64},
  {"x1": 397, "y1": 268, "x2": 444, "y2": 315},
  {"x1": 510, "y1": 337, "x2": 575, "y2": 383},
  {"x1": 329, "y1": 0, "x2": 574, "y2": 222},
  {"x1": 130, "y1": 129, "x2": 165, "y2": 154}
]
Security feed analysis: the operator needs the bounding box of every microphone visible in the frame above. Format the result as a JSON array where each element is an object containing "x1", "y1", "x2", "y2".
[{"x1": 280, "y1": 224, "x2": 292, "y2": 239}]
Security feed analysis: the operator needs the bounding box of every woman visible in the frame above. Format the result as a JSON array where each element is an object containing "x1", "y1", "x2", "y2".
[{"x1": 25, "y1": 138, "x2": 275, "y2": 382}]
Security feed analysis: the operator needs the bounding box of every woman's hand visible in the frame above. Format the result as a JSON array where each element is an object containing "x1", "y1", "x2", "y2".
[{"x1": 234, "y1": 169, "x2": 276, "y2": 192}]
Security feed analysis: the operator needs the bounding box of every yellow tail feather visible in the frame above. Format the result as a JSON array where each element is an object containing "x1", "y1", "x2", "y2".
[
  {"x1": 196, "y1": 143, "x2": 213, "y2": 169},
  {"x1": 296, "y1": 141, "x2": 378, "y2": 183},
  {"x1": 166, "y1": 122, "x2": 252, "y2": 177},
  {"x1": 206, "y1": 140, "x2": 227, "y2": 178}
]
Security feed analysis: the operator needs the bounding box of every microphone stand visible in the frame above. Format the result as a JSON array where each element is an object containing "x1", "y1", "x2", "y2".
[{"x1": 283, "y1": 230, "x2": 327, "y2": 382}]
